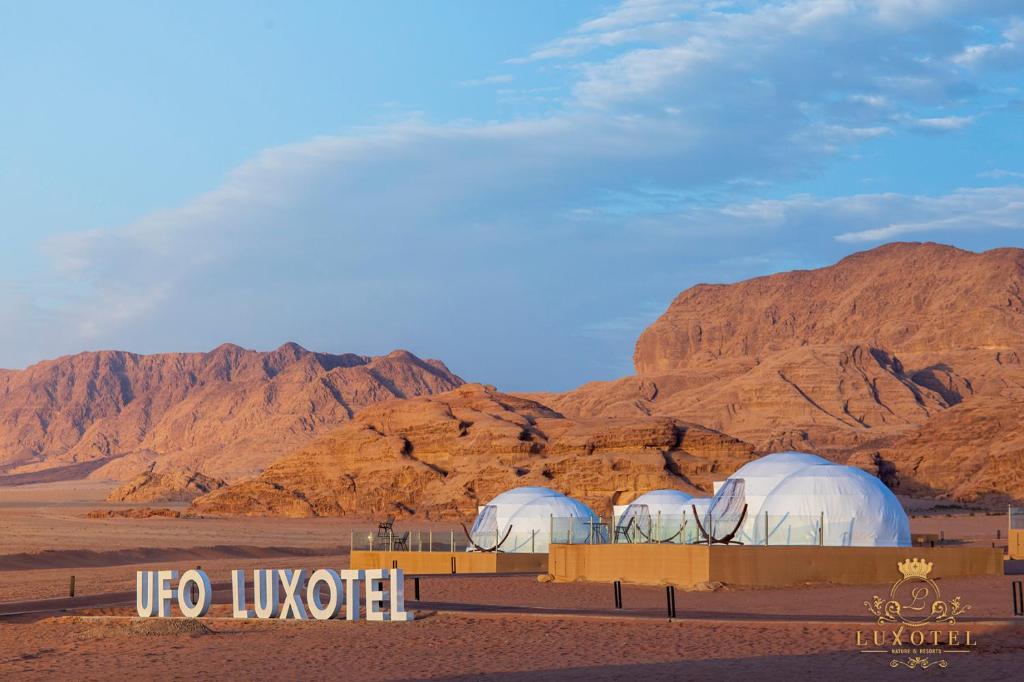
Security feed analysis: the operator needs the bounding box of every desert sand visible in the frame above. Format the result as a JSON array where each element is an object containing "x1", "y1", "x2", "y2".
[{"x1": 2, "y1": 481, "x2": 1023, "y2": 680}]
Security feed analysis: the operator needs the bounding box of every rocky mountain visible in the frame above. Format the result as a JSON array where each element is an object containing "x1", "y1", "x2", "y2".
[
  {"x1": 534, "y1": 243, "x2": 1024, "y2": 504},
  {"x1": 0, "y1": 343, "x2": 463, "y2": 482},
  {"x1": 191, "y1": 383, "x2": 756, "y2": 519}
]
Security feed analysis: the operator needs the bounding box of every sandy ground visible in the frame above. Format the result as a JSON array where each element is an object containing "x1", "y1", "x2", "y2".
[
  {"x1": 1, "y1": 610, "x2": 1021, "y2": 681},
  {"x1": 1, "y1": 481, "x2": 1022, "y2": 680}
]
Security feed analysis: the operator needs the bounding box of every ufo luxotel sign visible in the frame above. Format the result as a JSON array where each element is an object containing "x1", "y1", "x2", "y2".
[
  {"x1": 135, "y1": 567, "x2": 414, "y2": 622},
  {"x1": 857, "y1": 559, "x2": 974, "y2": 670}
]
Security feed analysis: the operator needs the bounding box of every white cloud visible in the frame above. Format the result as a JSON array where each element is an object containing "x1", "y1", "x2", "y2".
[
  {"x1": 457, "y1": 74, "x2": 515, "y2": 87},
  {"x1": 953, "y1": 17, "x2": 1024, "y2": 68},
  {"x1": 903, "y1": 114, "x2": 977, "y2": 131},
  {"x1": 979, "y1": 169, "x2": 1024, "y2": 179}
]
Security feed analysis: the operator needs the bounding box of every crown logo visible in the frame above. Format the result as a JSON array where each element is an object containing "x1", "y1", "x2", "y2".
[{"x1": 897, "y1": 558, "x2": 933, "y2": 579}]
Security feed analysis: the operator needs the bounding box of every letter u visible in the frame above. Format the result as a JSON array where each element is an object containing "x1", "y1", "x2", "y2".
[
  {"x1": 136, "y1": 571, "x2": 157, "y2": 617},
  {"x1": 253, "y1": 569, "x2": 280, "y2": 618}
]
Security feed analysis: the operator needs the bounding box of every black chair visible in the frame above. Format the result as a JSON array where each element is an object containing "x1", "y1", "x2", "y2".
[{"x1": 377, "y1": 516, "x2": 395, "y2": 540}]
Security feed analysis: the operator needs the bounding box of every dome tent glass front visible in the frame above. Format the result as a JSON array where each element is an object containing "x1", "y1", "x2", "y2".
[
  {"x1": 616, "y1": 489, "x2": 694, "y2": 542},
  {"x1": 724, "y1": 451, "x2": 832, "y2": 543},
  {"x1": 469, "y1": 486, "x2": 604, "y2": 553}
]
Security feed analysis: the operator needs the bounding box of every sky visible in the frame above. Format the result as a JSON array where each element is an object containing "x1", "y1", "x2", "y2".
[{"x1": 1, "y1": 0, "x2": 1023, "y2": 391}]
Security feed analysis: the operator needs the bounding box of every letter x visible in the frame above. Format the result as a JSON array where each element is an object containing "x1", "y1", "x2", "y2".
[{"x1": 279, "y1": 569, "x2": 309, "y2": 620}]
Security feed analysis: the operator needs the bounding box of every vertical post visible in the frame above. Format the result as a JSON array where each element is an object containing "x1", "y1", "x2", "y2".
[
  {"x1": 496, "y1": 527, "x2": 500, "y2": 551},
  {"x1": 549, "y1": 514, "x2": 554, "y2": 546},
  {"x1": 588, "y1": 518, "x2": 593, "y2": 545},
  {"x1": 764, "y1": 511, "x2": 769, "y2": 547},
  {"x1": 414, "y1": 577, "x2": 420, "y2": 601},
  {"x1": 531, "y1": 529, "x2": 536, "y2": 554},
  {"x1": 450, "y1": 530, "x2": 455, "y2": 553},
  {"x1": 819, "y1": 511, "x2": 824, "y2": 546},
  {"x1": 69, "y1": 575, "x2": 76, "y2": 598},
  {"x1": 370, "y1": 534, "x2": 374, "y2": 552},
  {"x1": 613, "y1": 580, "x2": 622, "y2": 609},
  {"x1": 429, "y1": 530, "x2": 433, "y2": 552},
  {"x1": 940, "y1": 530, "x2": 944, "y2": 545},
  {"x1": 450, "y1": 556, "x2": 457, "y2": 575},
  {"x1": 656, "y1": 511, "x2": 662, "y2": 544},
  {"x1": 350, "y1": 529, "x2": 354, "y2": 552},
  {"x1": 666, "y1": 585, "x2": 676, "y2": 619},
  {"x1": 1012, "y1": 581, "x2": 1023, "y2": 616}
]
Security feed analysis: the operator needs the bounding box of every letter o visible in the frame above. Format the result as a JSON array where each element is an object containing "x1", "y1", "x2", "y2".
[
  {"x1": 306, "y1": 569, "x2": 343, "y2": 620},
  {"x1": 177, "y1": 569, "x2": 212, "y2": 618}
]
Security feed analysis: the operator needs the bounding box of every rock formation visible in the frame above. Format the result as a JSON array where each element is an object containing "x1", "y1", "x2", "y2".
[
  {"x1": 107, "y1": 467, "x2": 227, "y2": 503},
  {"x1": 191, "y1": 384, "x2": 756, "y2": 519},
  {"x1": 535, "y1": 243, "x2": 1024, "y2": 504},
  {"x1": 0, "y1": 343, "x2": 463, "y2": 483}
]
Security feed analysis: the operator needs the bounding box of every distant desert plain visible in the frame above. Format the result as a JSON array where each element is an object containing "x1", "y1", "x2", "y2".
[{"x1": 2, "y1": 242, "x2": 1024, "y2": 680}]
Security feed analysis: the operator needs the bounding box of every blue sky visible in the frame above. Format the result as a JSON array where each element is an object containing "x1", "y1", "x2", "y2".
[{"x1": 2, "y1": 1, "x2": 1023, "y2": 390}]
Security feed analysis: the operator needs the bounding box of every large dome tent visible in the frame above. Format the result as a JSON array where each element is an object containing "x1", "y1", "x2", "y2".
[
  {"x1": 754, "y1": 464, "x2": 910, "y2": 547},
  {"x1": 468, "y1": 486, "x2": 603, "y2": 553}
]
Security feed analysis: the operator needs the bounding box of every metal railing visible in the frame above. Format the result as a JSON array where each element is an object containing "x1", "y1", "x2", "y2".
[{"x1": 350, "y1": 529, "x2": 470, "y2": 552}]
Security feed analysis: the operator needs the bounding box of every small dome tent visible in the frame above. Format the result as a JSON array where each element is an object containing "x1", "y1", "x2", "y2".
[
  {"x1": 469, "y1": 486, "x2": 603, "y2": 553},
  {"x1": 617, "y1": 489, "x2": 694, "y2": 542},
  {"x1": 726, "y1": 451, "x2": 832, "y2": 543},
  {"x1": 755, "y1": 464, "x2": 910, "y2": 547}
]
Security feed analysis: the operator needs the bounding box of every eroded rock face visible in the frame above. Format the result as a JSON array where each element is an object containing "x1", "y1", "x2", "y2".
[
  {"x1": 0, "y1": 343, "x2": 463, "y2": 481},
  {"x1": 535, "y1": 243, "x2": 1024, "y2": 504},
  {"x1": 873, "y1": 394, "x2": 1024, "y2": 506},
  {"x1": 192, "y1": 384, "x2": 756, "y2": 519}
]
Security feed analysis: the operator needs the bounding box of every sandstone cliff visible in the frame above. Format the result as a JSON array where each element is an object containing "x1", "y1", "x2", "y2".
[
  {"x1": 535, "y1": 243, "x2": 1024, "y2": 503},
  {"x1": 191, "y1": 384, "x2": 756, "y2": 519},
  {"x1": 0, "y1": 343, "x2": 463, "y2": 482}
]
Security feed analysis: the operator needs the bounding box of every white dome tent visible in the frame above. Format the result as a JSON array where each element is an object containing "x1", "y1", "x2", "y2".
[
  {"x1": 754, "y1": 464, "x2": 911, "y2": 547},
  {"x1": 616, "y1": 489, "x2": 694, "y2": 542},
  {"x1": 724, "y1": 451, "x2": 832, "y2": 543},
  {"x1": 468, "y1": 486, "x2": 604, "y2": 553}
]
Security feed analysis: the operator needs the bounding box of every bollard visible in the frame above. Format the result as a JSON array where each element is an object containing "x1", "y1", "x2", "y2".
[
  {"x1": 613, "y1": 580, "x2": 622, "y2": 609},
  {"x1": 414, "y1": 577, "x2": 420, "y2": 601},
  {"x1": 1013, "y1": 581, "x2": 1024, "y2": 617},
  {"x1": 451, "y1": 556, "x2": 457, "y2": 575},
  {"x1": 665, "y1": 585, "x2": 676, "y2": 620},
  {"x1": 392, "y1": 559, "x2": 398, "y2": 569},
  {"x1": 69, "y1": 575, "x2": 76, "y2": 598}
]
